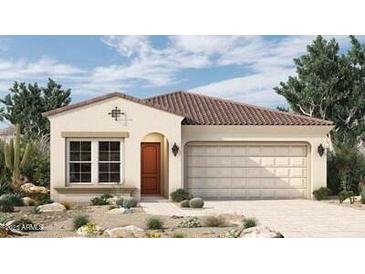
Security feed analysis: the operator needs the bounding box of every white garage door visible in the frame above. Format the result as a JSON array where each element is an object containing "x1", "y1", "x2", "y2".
[{"x1": 185, "y1": 142, "x2": 309, "y2": 199}]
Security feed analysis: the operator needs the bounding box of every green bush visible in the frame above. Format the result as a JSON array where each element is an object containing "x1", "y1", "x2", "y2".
[
  {"x1": 122, "y1": 198, "x2": 138, "y2": 209},
  {"x1": 0, "y1": 199, "x2": 14, "y2": 212},
  {"x1": 170, "y1": 189, "x2": 191, "y2": 202},
  {"x1": 327, "y1": 144, "x2": 365, "y2": 195},
  {"x1": 338, "y1": 190, "x2": 354, "y2": 203},
  {"x1": 90, "y1": 194, "x2": 111, "y2": 206},
  {"x1": 22, "y1": 138, "x2": 50, "y2": 187},
  {"x1": 0, "y1": 193, "x2": 23, "y2": 206},
  {"x1": 204, "y1": 215, "x2": 227, "y2": 227},
  {"x1": 180, "y1": 200, "x2": 190, "y2": 208},
  {"x1": 312, "y1": 187, "x2": 331, "y2": 200},
  {"x1": 146, "y1": 217, "x2": 163, "y2": 230},
  {"x1": 116, "y1": 198, "x2": 124, "y2": 207},
  {"x1": 73, "y1": 215, "x2": 90, "y2": 231},
  {"x1": 243, "y1": 217, "x2": 257, "y2": 229},
  {"x1": 178, "y1": 217, "x2": 201, "y2": 228},
  {"x1": 189, "y1": 197, "x2": 204, "y2": 208},
  {"x1": 0, "y1": 193, "x2": 24, "y2": 212}
]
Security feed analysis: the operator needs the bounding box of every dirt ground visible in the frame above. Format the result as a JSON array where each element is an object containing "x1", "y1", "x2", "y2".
[{"x1": 1, "y1": 205, "x2": 245, "y2": 238}]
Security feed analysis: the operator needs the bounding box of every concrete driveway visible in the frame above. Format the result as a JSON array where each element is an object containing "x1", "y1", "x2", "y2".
[{"x1": 141, "y1": 199, "x2": 365, "y2": 237}]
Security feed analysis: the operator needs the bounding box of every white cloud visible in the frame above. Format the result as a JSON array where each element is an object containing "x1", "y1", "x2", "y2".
[{"x1": 0, "y1": 35, "x2": 362, "y2": 107}]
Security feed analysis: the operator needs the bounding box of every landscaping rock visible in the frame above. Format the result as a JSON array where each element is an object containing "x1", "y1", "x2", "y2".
[
  {"x1": 342, "y1": 196, "x2": 361, "y2": 204},
  {"x1": 20, "y1": 183, "x2": 49, "y2": 195},
  {"x1": 103, "y1": 225, "x2": 144, "y2": 238},
  {"x1": 240, "y1": 226, "x2": 284, "y2": 238},
  {"x1": 38, "y1": 202, "x2": 66, "y2": 213},
  {"x1": 22, "y1": 197, "x2": 36, "y2": 206},
  {"x1": 189, "y1": 197, "x2": 204, "y2": 208}
]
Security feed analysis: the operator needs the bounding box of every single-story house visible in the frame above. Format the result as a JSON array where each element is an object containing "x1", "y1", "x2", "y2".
[{"x1": 43, "y1": 91, "x2": 333, "y2": 202}]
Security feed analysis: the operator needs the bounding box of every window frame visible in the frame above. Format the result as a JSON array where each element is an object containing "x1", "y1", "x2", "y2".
[{"x1": 66, "y1": 138, "x2": 124, "y2": 185}]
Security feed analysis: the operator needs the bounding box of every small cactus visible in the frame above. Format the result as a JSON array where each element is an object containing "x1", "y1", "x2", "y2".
[
  {"x1": 189, "y1": 197, "x2": 204, "y2": 208},
  {"x1": 4, "y1": 124, "x2": 31, "y2": 190}
]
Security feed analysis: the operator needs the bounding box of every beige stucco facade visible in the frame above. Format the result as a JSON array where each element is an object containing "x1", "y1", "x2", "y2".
[
  {"x1": 49, "y1": 96, "x2": 183, "y2": 202},
  {"x1": 48, "y1": 95, "x2": 333, "y2": 202}
]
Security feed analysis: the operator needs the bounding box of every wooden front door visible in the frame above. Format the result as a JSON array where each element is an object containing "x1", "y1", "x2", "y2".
[{"x1": 141, "y1": 143, "x2": 161, "y2": 195}]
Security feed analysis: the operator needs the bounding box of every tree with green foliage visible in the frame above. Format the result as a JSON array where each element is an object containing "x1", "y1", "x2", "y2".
[
  {"x1": 275, "y1": 35, "x2": 365, "y2": 146},
  {"x1": 0, "y1": 78, "x2": 71, "y2": 139}
]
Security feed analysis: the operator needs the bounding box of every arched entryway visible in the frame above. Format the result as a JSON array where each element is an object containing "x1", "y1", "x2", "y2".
[{"x1": 141, "y1": 133, "x2": 169, "y2": 197}]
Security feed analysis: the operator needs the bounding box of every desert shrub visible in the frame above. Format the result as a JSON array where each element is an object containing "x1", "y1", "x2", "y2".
[
  {"x1": 327, "y1": 144, "x2": 365, "y2": 195},
  {"x1": 77, "y1": 223, "x2": 99, "y2": 236},
  {"x1": 145, "y1": 232, "x2": 161, "y2": 238},
  {"x1": 0, "y1": 193, "x2": 24, "y2": 212},
  {"x1": 0, "y1": 193, "x2": 23, "y2": 206},
  {"x1": 180, "y1": 200, "x2": 190, "y2": 208},
  {"x1": 243, "y1": 217, "x2": 257, "y2": 229},
  {"x1": 116, "y1": 198, "x2": 124, "y2": 207},
  {"x1": 178, "y1": 217, "x2": 201, "y2": 228},
  {"x1": 61, "y1": 201, "x2": 71, "y2": 210},
  {"x1": 31, "y1": 206, "x2": 41, "y2": 214},
  {"x1": 172, "y1": 233, "x2": 184, "y2": 238},
  {"x1": 146, "y1": 217, "x2": 163, "y2": 230},
  {"x1": 338, "y1": 190, "x2": 354, "y2": 203},
  {"x1": 224, "y1": 229, "x2": 241, "y2": 238},
  {"x1": 122, "y1": 198, "x2": 138, "y2": 209},
  {"x1": 22, "y1": 138, "x2": 50, "y2": 187},
  {"x1": 204, "y1": 215, "x2": 227, "y2": 227},
  {"x1": 73, "y1": 215, "x2": 90, "y2": 231},
  {"x1": 11, "y1": 218, "x2": 37, "y2": 232},
  {"x1": 91, "y1": 194, "x2": 111, "y2": 206},
  {"x1": 312, "y1": 187, "x2": 331, "y2": 200},
  {"x1": 189, "y1": 197, "x2": 204, "y2": 208},
  {"x1": 170, "y1": 188, "x2": 191, "y2": 202}
]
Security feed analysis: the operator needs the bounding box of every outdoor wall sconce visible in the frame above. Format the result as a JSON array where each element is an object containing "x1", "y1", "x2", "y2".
[
  {"x1": 317, "y1": 143, "x2": 325, "y2": 157},
  {"x1": 172, "y1": 142, "x2": 179, "y2": 156}
]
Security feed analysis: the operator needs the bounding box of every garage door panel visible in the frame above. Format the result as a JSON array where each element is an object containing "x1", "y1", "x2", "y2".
[{"x1": 185, "y1": 143, "x2": 308, "y2": 199}]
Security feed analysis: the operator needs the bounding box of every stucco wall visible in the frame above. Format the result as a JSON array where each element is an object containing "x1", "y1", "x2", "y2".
[
  {"x1": 49, "y1": 96, "x2": 183, "y2": 202},
  {"x1": 181, "y1": 125, "x2": 333, "y2": 199}
]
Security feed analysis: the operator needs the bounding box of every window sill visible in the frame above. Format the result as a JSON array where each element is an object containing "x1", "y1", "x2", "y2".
[{"x1": 54, "y1": 185, "x2": 137, "y2": 194}]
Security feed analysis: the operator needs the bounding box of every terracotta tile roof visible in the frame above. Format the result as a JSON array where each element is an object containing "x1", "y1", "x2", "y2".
[
  {"x1": 42, "y1": 92, "x2": 186, "y2": 118},
  {"x1": 145, "y1": 91, "x2": 333, "y2": 126},
  {"x1": 43, "y1": 90, "x2": 333, "y2": 126}
]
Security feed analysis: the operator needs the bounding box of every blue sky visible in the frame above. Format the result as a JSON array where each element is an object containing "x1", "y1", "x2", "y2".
[{"x1": 0, "y1": 35, "x2": 362, "y2": 116}]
